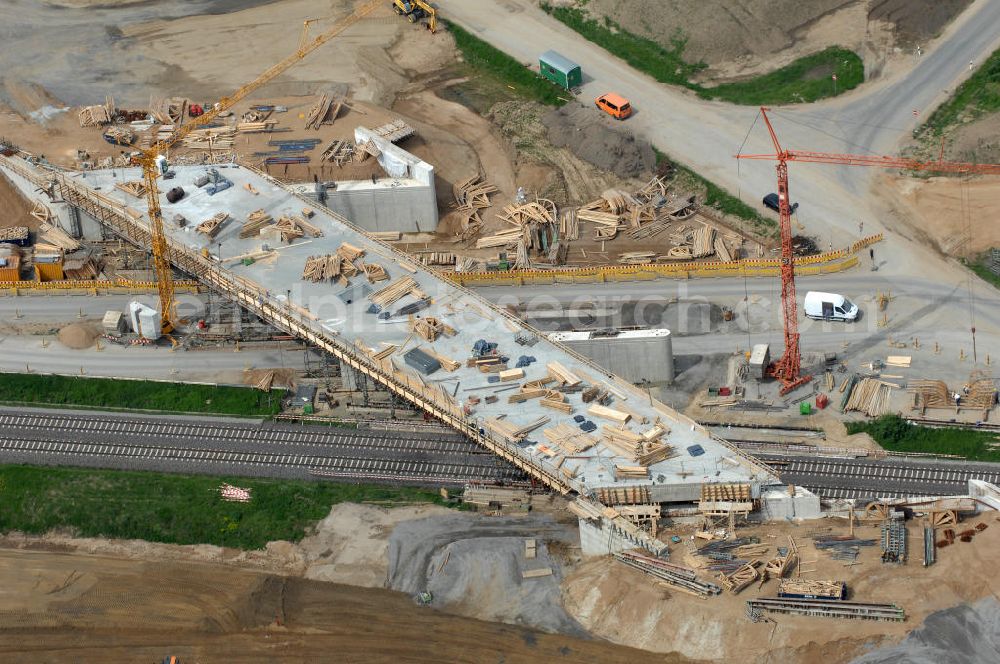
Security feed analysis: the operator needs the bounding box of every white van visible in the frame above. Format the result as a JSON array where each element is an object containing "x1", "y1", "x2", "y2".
[{"x1": 803, "y1": 291, "x2": 859, "y2": 322}]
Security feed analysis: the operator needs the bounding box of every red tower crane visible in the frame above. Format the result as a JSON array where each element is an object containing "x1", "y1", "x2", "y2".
[{"x1": 737, "y1": 106, "x2": 1000, "y2": 394}]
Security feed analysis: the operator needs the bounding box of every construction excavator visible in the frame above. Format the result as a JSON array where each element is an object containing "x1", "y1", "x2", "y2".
[{"x1": 391, "y1": 0, "x2": 438, "y2": 33}]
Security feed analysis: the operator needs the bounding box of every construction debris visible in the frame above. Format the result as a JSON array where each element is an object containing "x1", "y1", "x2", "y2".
[
  {"x1": 149, "y1": 96, "x2": 188, "y2": 124},
  {"x1": 304, "y1": 93, "x2": 341, "y2": 130},
  {"x1": 453, "y1": 174, "x2": 497, "y2": 212}
]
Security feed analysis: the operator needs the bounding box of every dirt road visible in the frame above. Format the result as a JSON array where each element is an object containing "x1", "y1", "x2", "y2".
[{"x1": 0, "y1": 546, "x2": 671, "y2": 664}]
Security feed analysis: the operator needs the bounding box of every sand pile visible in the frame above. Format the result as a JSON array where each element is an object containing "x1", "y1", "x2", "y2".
[
  {"x1": 542, "y1": 104, "x2": 655, "y2": 179},
  {"x1": 57, "y1": 322, "x2": 100, "y2": 349}
]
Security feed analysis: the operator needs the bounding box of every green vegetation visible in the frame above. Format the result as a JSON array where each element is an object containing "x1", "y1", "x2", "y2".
[
  {"x1": 539, "y1": 4, "x2": 863, "y2": 105},
  {"x1": 705, "y1": 48, "x2": 864, "y2": 105},
  {"x1": 541, "y1": 4, "x2": 705, "y2": 90},
  {"x1": 0, "y1": 465, "x2": 451, "y2": 549},
  {"x1": 654, "y1": 148, "x2": 777, "y2": 237},
  {"x1": 964, "y1": 252, "x2": 1000, "y2": 291},
  {"x1": 448, "y1": 21, "x2": 567, "y2": 108},
  {"x1": 847, "y1": 415, "x2": 1000, "y2": 462},
  {"x1": 920, "y1": 47, "x2": 1000, "y2": 136},
  {"x1": 0, "y1": 373, "x2": 282, "y2": 417}
]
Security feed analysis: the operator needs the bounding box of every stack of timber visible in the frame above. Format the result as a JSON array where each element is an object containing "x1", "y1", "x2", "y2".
[
  {"x1": 78, "y1": 98, "x2": 114, "y2": 127},
  {"x1": 614, "y1": 551, "x2": 721, "y2": 598},
  {"x1": 371, "y1": 119, "x2": 415, "y2": 143},
  {"x1": 885, "y1": 355, "x2": 912, "y2": 368},
  {"x1": 320, "y1": 139, "x2": 354, "y2": 165},
  {"x1": 301, "y1": 253, "x2": 359, "y2": 284},
  {"x1": 844, "y1": 377, "x2": 892, "y2": 417},
  {"x1": 421, "y1": 347, "x2": 461, "y2": 372},
  {"x1": 577, "y1": 183, "x2": 662, "y2": 240},
  {"x1": 363, "y1": 262, "x2": 389, "y2": 283},
  {"x1": 254, "y1": 370, "x2": 275, "y2": 392},
  {"x1": 236, "y1": 120, "x2": 277, "y2": 133},
  {"x1": 475, "y1": 228, "x2": 522, "y2": 249},
  {"x1": 410, "y1": 316, "x2": 456, "y2": 342},
  {"x1": 614, "y1": 465, "x2": 649, "y2": 480},
  {"x1": 370, "y1": 276, "x2": 427, "y2": 308},
  {"x1": 777, "y1": 579, "x2": 846, "y2": 600},
  {"x1": 182, "y1": 126, "x2": 236, "y2": 150},
  {"x1": 547, "y1": 362, "x2": 582, "y2": 387},
  {"x1": 149, "y1": 96, "x2": 187, "y2": 124},
  {"x1": 453, "y1": 174, "x2": 497, "y2": 211},
  {"x1": 559, "y1": 208, "x2": 580, "y2": 241},
  {"x1": 483, "y1": 416, "x2": 549, "y2": 443},
  {"x1": 691, "y1": 224, "x2": 717, "y2": 258},
  {"x1": 102, "y1": 126, "x2": 135, "y2": 146},
  {"x1": 304, "y1": 94, "x2": 341, "y2": 130},
  {"x1": 195, "y1": 212, "x2": 230, "y2": 239},
  {"x1": 240, "y1": 209, "x2": 274, "y2": 238},
  {"x1": 0, "y1": 227, "x2": 28, "y2": 245},
  {"x1": 718, "y1": 560, "x2": 761, "y2": 594},
  {"x1": 63, "y1": 254, "x2": 99, "y2": 280},
  {"x1": 601, "y1": 424, "x2": 673, "y2": 465},
  {"x1": 114, "y1": 181, "x2": 147, "y2": 199},
  {"x1": 542, "y1": 423, "x2": 598, "y2": 454},
  {"x1": 539, "y1": 390, "x2": 572, "y2": 413},
  {"x1": 416, "y1": 252, "x2": 457, "y2": 266},
  {"x1": 37, "y1": 223, "x2": 80, "y2": 252}
]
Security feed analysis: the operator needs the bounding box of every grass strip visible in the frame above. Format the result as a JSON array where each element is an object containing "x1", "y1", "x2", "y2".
[
  {"x1": 540, "y1": 5, "x2": 863, "y2": 105},
  {"x1": 0, "y1": 373, "x2": 281, "y2": 417},
  {"x1": 0, "y1": 465, "x2": 451, "y2": 549},
  {"x1": 847, "y1": 414, "x2": 1000, "y2": 462},
  {"x1": 449, "y1": 21, "x2": 567, "y2": 107},
  {"x1": 920, "y1": 47, "x2": 1000, "y2": 136}
]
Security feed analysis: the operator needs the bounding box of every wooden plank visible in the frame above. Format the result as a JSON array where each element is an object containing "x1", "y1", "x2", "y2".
[{"x1": 588, "y1": 404, "x2": 631, "y2": 424}]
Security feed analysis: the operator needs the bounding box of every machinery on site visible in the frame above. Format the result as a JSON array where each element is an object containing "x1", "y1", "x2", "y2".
[
  {"x1": 391, "y1": 0, "x2": 438, "y2": 32},
  {"x1": 737, "y1": 106, "x2": 1000, "y2": 394},
  {"x1": 137, "y1": 0, "x2": 381, "y2": 333}
]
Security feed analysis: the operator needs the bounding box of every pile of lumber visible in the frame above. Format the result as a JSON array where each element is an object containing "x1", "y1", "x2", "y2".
[
  {"x1": 38, "y1": 223, "x2": 80, "y2": 252},
  {"x1": 885, "y1": 355, "x2": 911, "y2": 368},
  {"x1": 370, "y1": 276, "x2": 427, "y2": 307},
  {"x1": 600, "y1": 424, "x2": 673, "y2": 465},
  {"x1": 240, "y1": 209, "x2": 274, "y2": 238},
  {"x1": 371, "y1": 119, "x2": 415, "y2": 143},
  {"x1": 614, "y1": 464, "x2": 649, "y2": 480},
  {"x1": 719, "y1": 561, "x2": 760, "y2": 594},
  {"x1": 114, "y1": 181, "x2": 147, "y2": 199},
  {"x1": 103, "y1": 126, "x2": 135, "y2": 146},
  {"x1": 78, "y1": 98, "x2": 113, "y2": 127},
  {"x1": 254, "y1": 370, "x2": 275, "y2": 392},
  {"x1": 63, "y1": 255, "x2": 99, "y2": 280},
  {"x1": 149, "y1": 96, "x2": 188, "y2": 124},
  {"x1": 320, "y1": 139, "x2": 354, "y2": 165},
  {"x1": 421, "y1": 347, "x2": 461, "y2": 371},
  {"x1": 453, "y1": 174, "x2": 497, "y2": 211},
  {"x1": 410, "y1": 316, "x2": 456, "y2": 342},
  {"x1": 483, "y1": 416, "x2": 549, "y2": 443},
  {"x1": 236, "y1": 120, "x2": 277, "y2": 133},
  {"x1": 182, "y1": 127, "x2": 235, "y2": 150},
  {"x1": 542, "y1": 423, "x2": 598, "y2": 454},
  {"x1": 0, "y1": 227, "x2": 28, "y2": 244},
  {"x1": 417, "y1": 252, "x2": 456, "y2": 266},
  {"x1": 546, "y1": 362, "x2": 581, "y2": 387},
  {"x1": 691, "y1": 224, "x2": 716, "y2": 258},
  {"x1": 587, "y1": 403, "x2": 630, "y2": 424},
  {"x1": 195, "y1": 212, "x2": 230, "y2": 239},
  {"x1": 618, "y1": 251, "x2": 657, "y2": 265},
  {"x1": 475, "y1": 227, "x2": 522, "y2": 249},
  {"x1": 559, "y1": 209, "x2": 580, "y2": 241},
  {"x1": 777, "y1": 579, "x2": 844, "y2": 599},
  {"x1": 363, "y1": 262, "x2": 388, "y2": 283},
  {"x1": 539, "y1": 390, "x2": 572, "y2": 413},
  {"x1": 576, "y1": 187, "x2": 656, "y2": 241},
  {"x1": 304, "y1": 94, "x2": 341, "y2": 130},
  {"x1": 844, "y1": 377, "x2": 892, "y2": 417},
  {"x1": 497, "y1": 200, "x2": 556, "y2": 227}
]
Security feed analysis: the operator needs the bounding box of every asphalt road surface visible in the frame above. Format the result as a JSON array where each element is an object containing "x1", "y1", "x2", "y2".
[{"x1": 446, "y1": 0, "x2": 1000, "y2": 357}]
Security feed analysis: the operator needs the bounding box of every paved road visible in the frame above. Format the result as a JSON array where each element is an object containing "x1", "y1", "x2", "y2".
[
  {"x1": 0, "y1": 408, "x2": 523, "y2": 485},
  {"x1": 446, "y1": 0, "x2": 1000, "y2": 353}
]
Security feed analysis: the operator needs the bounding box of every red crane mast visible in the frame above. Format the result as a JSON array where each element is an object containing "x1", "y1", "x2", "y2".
[{"x1": 737, "y1": 107, "x2": 1000, "y2": 394}]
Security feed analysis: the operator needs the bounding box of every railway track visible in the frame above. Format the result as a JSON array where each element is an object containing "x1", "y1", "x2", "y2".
[
  {"x1": 757, "y1": 453, "x2": 1000, "y2": 499},
  {"x1": 0, "y1": 410, "x2": 525, "y2": 485}
]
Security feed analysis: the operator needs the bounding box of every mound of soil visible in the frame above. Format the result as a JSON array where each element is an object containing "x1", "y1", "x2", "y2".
[
  {"x1": 57, "y1": 322, "x2": 100, "y2": 349},
  {"x1": 542, "y1": 104, "x2": 655, "y2": 179}
]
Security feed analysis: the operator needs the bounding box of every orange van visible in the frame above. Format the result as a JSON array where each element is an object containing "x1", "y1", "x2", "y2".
[{"x1": 595, "y1": 93, "x2": 632, "y2": 120}]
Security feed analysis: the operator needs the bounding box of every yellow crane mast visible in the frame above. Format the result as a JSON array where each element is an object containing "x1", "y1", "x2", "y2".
[{"x1": 139, "y1": 0, "x2": 382, "y2": 332}]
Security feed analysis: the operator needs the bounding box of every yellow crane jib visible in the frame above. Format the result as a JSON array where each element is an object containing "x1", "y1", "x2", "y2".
[
  {"x1": 392, "y1": 0, "x2": 438, "y2": 33},
  {"x1": 139, "y1": 0, "x2": 382, "y2": 333}
]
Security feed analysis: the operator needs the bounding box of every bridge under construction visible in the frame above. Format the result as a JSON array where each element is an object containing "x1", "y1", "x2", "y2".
[{"x1": 0, "y1": 154, "x2": 782, "y2": 551}]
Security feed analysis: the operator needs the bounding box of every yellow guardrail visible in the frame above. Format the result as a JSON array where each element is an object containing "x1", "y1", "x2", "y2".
[
  {"x1": 446, "y1": 234, "x2": 882, "y2": 287},
  {"x1": 0, "y1": 278, "x2": 203, "y2": 295}
]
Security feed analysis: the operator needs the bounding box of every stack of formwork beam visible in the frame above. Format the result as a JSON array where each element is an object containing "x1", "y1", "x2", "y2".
[
  {"x1": 844, "y1": 377, "x2": 892, "y2": 417},
  {"x1": 614, "y1": 551, "x2": 721, "y2": 598},
  {"x1": 747, "y1": 598, "x2": 905, "y2": 622},
  {"x1": 880, "y1": 517, "x2": 907, "y2": 564}
]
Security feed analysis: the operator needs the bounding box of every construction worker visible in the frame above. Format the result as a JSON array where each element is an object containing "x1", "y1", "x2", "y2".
[{"x1": 870, "y1": 247, "x2": 876, "y2": 271}]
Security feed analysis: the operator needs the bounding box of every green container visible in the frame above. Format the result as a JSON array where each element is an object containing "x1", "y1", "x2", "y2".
[
  {"x1": 539, "y1": 50, "x2": 582, "y2": 90},
  {"x1": 243, "y1": 257, "x2": 255, "y2": 266},
  {"x1": 708, "y1": 387, "x2": 720, "y2": 397},
  {"x1": 303, "y1": 404, "x2": 314, "y2": 415},
  {"x1": 799, "y1": 402, "x2": 812, "y2": 415}
]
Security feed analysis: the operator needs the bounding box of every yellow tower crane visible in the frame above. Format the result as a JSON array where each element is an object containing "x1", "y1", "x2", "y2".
[{"x1": 139, "y1": 0, "x2": 381, "y2": 333}]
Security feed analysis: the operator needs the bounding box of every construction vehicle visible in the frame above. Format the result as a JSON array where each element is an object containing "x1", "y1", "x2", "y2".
[
  {"x1": 737, "y1": 106, "x2": 1000, "y2": 393},
  {"x1": 136, "y1": 0, "x2": 381, "y2": 333},
  {"x1": 391, "y1": 1, "x2": 438, "y2": 33}
]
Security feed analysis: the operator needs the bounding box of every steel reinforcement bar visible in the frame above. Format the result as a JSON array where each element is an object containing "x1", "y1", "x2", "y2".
[{"x1": 747, "y1": 597, "x2": 905, "y2": 621}]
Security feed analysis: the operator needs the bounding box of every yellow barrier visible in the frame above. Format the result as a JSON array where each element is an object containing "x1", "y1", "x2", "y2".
[
  {"x1": 447, "y1": 234, "x2": 882, "y2": 287},
  {"x1": 0, "y1": 278, "x2": 203, "y2": 296}
]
